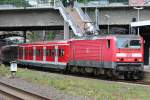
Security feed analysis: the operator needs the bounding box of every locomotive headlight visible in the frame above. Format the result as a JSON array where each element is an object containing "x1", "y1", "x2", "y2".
[
  {"x1": 138, "y1": 58, "x2": 142, "y2": 62},
  {"x1": 116, "y1": 58, "x2": 120, "y2": 62},
  {"x1": 116, "y1": 58, "x2": 124, "y2": 62}
]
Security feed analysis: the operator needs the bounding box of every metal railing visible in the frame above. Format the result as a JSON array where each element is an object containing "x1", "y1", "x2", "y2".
[
  {"x1": 0, "y1": 0, "x2": 55, "y2": 8},
  {"x1": 0, "y1": 0, "x2": 131, "y2": 9},
  {"x1": 55, "y1": 0, "x2": 84, "y2": 36},
  {"x1": 74, "y1": 1, "x2": 92, "y2": 22},
  {"x1": 74, "y1": 1, "x2": 99, "y2": 35}
]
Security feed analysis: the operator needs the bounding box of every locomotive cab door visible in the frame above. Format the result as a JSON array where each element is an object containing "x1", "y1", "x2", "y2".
[{"x1": 100, "y1": 39, "x2": 104, "y2": 67}]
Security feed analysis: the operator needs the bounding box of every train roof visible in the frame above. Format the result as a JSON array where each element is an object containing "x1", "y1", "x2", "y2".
[
  {"x1": 69, "y1": 34, "x2": 141, "y2": 41},
  {"x1": 19, "y1": 40, "x2": 69, "y2": 46},
  {"x1": 19, "y1": 35, "x2": 141, "y2": 46},
  {"x1": 113, "y1": 35, "x2": 141, "y2": 38}
]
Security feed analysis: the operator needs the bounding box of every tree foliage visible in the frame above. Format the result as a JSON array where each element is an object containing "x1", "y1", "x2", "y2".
[
  {"x1": 61, "y1": 0, "x2": 91, "y2": 3},
  {"x1": 77, "y1": 0, "x2": 91, "y2": 3},
  {"x1": 0, "y1": 0, "x2": 31, "y2": 7}
]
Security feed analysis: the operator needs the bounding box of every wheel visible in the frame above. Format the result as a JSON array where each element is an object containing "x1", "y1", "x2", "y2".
[{"x1": 138, "y1": 71, "x2": 144, "y2": 80}]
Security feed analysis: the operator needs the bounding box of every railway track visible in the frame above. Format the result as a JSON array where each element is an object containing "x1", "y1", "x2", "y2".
[
  {"x1": 113, "y1": 80, "x2": 150, "y2": 86},
  {"x1": 0, "y1": 81, "x2": 50, "y2": 100},
  {"x1": 133, "y1": 81, "x2": 150, "y2": 85},
  {"x1": 68, "y1": 72, "x2": 150, "y2": 86},
  {"x1": 115, "y1": 72, "x2": 150, "y2": 86}
]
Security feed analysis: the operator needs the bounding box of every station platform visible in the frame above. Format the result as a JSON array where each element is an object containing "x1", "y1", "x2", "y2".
[{"x1": 144, "y1": 65, "x2": 150, "y2": 72}]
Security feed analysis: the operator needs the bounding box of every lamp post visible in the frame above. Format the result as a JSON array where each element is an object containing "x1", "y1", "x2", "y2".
[
  {"x1": 84, "y1": 0, "x2": 86, "y2": 13},
  {"x1": 105, "y1": 14, "x2": 110, "y2": 34},
  {"x1": 54, "y1": 0, "x2": 55, "y2": 7},
  {"x1": 133, "y1": 7, "x2": 143, "y2": 36}
]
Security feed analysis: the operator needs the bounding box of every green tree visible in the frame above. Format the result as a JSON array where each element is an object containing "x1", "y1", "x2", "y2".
[
  {"x1": 61, "y1": 0, "x2": 91, "y2": 3},
  {"x1": 77, "y1": 0, "x2": 91, "y2": 3},
  {"x1": 0, "y1": 0, "x2": 31, "y2": 7},
  {"x1": 47, "y1": 32, "x2": 55, "y2": 40}
]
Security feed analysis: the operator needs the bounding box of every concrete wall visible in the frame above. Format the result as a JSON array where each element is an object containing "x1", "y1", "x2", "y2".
[
  {"x1": 87, "y1": 7, "x2": 150, "y2": 25},
  {"x1": 0, "y1": 7, "x2": 150, "y2": 27},
  {"x1": 0, "y1": 9, "x2": 63, "y2": 27}
]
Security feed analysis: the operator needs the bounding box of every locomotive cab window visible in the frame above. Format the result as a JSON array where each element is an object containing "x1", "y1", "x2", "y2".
[
  {"x1": 117, "y1": 38, "x2": 141, "y2": 48},
  {"x1": 107, "y1": 39, "x2": 110, "y2": 48},
  {"x1": 130, "y1": 40, "x2": 141, "y2": 48}
]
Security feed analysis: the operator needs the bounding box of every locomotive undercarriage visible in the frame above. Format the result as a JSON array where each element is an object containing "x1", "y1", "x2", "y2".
[
  {"x1": 116, "y1": 63, "x2": 144, "y2": 80},
  {"x1": 65, "y1": 63, "x2": 144, "y2": 80},
  {"x1": 17, "y1": 61, "x2": 143, "y2": 80}
]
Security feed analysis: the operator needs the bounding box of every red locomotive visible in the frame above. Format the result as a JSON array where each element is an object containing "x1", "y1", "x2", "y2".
[{"x1": 18, "y1": 35, "x2": 144, "y2": 79}]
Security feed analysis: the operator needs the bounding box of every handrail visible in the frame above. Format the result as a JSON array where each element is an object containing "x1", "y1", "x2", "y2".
[
  {"x1": 74, "y1": 1, "x2": 98, "y2": 35},
  {"x1": 74, "y1": 1, "x2": 91, "y2": 22},
  {"x1": 55, "y1": 0, "x2": 83, "y2": 36}
]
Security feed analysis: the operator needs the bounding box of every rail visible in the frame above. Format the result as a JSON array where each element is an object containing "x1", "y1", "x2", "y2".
[{"x1": 0, "y1": 81, "x2": 50, "y2": 100}]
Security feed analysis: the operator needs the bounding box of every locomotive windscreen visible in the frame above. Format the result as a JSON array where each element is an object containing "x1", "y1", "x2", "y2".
[{"x1": 117, "y1": 38, "x2": 141, "y2": 48}]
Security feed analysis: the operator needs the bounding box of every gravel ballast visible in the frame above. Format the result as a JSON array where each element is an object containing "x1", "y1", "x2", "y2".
[{"x1": 0, "y1": 77, "x2": 93, "y2": 100}]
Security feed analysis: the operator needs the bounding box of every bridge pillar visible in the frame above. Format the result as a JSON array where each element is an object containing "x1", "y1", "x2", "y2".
[
  {"x1": 23, "y1": 30, "x2": 26, "y2": 43},
  {"x1": 43, "y1": 30, "x2": 46, "y2": 40},
  {"x1": 95, "y1": 8, "x2": 100, "y2": 30},
  {"x1": 64, "y1": 21, "x2": 69, "y2": 40}
]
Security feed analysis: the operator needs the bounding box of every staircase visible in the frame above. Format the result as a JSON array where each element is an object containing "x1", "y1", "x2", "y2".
[
  {"x1": 54, "y1": 0, "x2": 98, "y2": 37},
  {"x1": 66, "y1": 8, "x2": 85, "y2": 33}
]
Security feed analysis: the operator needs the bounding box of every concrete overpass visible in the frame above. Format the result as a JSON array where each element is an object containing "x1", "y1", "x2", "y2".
[
  {"x1": 0, "y1": 7, "x2": 64, "y2": 31},
  {"x1": 0, "y1": 6, "x2": 150, "y2": 31}
]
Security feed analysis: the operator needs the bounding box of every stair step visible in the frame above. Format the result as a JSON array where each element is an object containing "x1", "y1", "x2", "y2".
[{"x1": 66, "y1": 8, "x2": 85, "y2": 32}]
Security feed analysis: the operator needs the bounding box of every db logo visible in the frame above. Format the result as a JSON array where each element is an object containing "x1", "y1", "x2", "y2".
[{"x1": 127, "y1": 54, "x2": 132, "y2": 57}]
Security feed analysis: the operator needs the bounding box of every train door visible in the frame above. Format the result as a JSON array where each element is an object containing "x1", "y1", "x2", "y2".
[
  {"x1": 35, "y1": 46, "x2": 43, "y2": 61},
  {"x1": 18, "y1": 47, "x2": 23, "y2": 60},
  {"x1": 24, "y1": 46, "x2": 28, "y2": 60},
  {"x1": 72, "y1": 42, "x2": 76, "y2": 66},
  {"x1": 58, "y1": 45, "x2": 69, "y2": 63},
  {"x1": 100, "y1": 39, "x2": 104, "y2": 67},
  {"x1": 46, "y1": 45, "x2": 55, "y2": 62},
  {"x1": 28, "y1": 46, "x2": 33, "y2": 60}
]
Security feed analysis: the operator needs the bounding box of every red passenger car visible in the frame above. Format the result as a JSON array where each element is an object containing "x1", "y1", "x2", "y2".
[
  {"x1": 18, "y1": 41, "x2": 69, "y2": 69},
  {"x1": 18, "y1": 35, "x2": 144, "y2": 79}
]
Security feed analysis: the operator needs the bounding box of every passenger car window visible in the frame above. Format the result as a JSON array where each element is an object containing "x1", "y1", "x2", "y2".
[
  {"x1": 58, "y1": 49, "x2": 64, "y2": 57},
  {"x1": 36, "y1": 49, "x2": 41, "y2": 56},
  {"x1": 46, "y1": 49, "x2": 51, "y2": 56}
]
